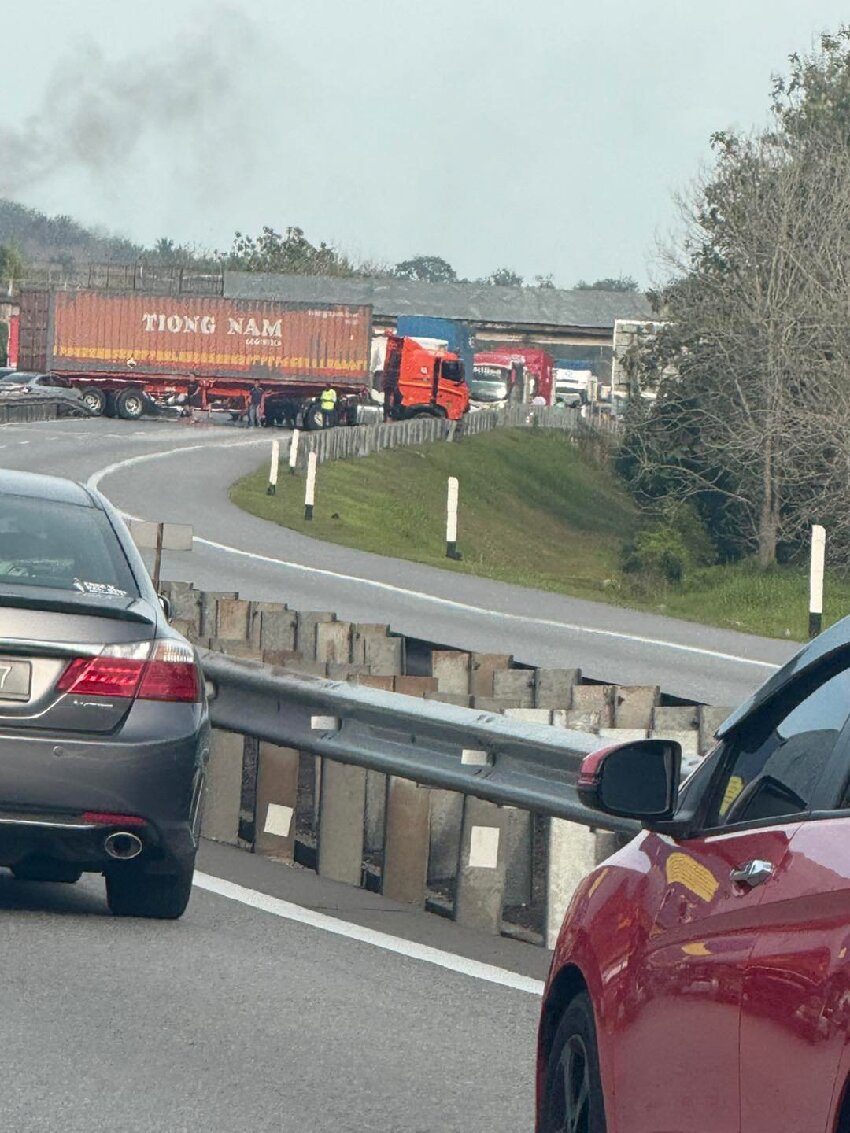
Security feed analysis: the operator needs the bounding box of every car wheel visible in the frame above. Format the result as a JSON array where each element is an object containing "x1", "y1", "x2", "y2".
[
  {"x1": 116, "y1": 388, "x2": 146, "y2": 420},
  {"x1": 106, "y1": 859, "x2": 195, "y2": 920},
  {"x1": 11, "y1": 861, "x2": 82, "y2": 884},
  {"x1": 540, "y1": 993, "x2": 607, "y2": 1133},
  {"x1": 80, "y1": 386, "x2": 106, "y2": 415}
]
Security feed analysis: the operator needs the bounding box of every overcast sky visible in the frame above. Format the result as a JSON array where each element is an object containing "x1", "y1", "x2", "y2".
[{"x1": 3, "y1": 0, "x2": 850, "y2": 286}]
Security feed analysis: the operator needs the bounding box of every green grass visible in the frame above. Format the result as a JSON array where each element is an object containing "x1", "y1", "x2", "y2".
[{"x1": 231, "y1": 429, "x2": 850, "y2": 640}]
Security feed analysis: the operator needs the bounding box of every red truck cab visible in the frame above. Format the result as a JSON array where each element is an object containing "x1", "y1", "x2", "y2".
[
  {"x1": 382, "y1": 334, "x2": 469, "y2": 421},
  {"x1": 473, "y1": 347, "x2": 554, "y2": 405}
]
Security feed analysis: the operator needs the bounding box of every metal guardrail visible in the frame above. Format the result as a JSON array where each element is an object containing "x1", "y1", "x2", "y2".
[{"x1": 201, "y1": 651, "x2": 640, "y2": 836}]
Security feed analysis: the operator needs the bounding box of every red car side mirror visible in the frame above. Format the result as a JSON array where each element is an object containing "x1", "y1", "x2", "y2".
[{"x1": 577, "y1": 739, "x2": 681, "y2": 822}]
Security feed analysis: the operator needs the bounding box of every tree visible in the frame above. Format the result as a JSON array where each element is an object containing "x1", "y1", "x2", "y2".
[
  {"x1": 393, "y1": 255, "x2": 457, "y2": 283},
  {"x1": 533, "y1": 273, "x2": 556, "y2": 289},
  {"x1": 575, "y1": 275, "x2": 639, "y2": 291},
  {"x1": 0, "y1": 244, "x2": 23, "y2": 292},
  {"x1": 622, "y1": 29, "x2": 850, "y2": 568},
  {"x1": 484, "y1": 267, "x2": 524, "y2": 287},
  {"x1": 226, "y1": 226, "x2": 356, "y2": 277}
]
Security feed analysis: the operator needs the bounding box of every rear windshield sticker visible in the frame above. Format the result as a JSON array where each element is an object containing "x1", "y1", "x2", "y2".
[{"x1": 73, "y1": 579, "x2": 128, "y2": 598}]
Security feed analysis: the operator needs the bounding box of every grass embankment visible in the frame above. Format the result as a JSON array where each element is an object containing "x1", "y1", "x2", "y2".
[{"x1": 231, "y1": 429, "x2": 850, "y2": 640}]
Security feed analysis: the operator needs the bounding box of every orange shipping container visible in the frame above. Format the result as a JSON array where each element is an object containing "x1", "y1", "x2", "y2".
[{"x1": 18, "y1": 289, "x2": 372, "y2": 387}]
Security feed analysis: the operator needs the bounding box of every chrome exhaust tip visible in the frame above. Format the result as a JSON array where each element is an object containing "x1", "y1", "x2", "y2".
[{"x1": 104, "y1": 832, "x2": 143, "y2": 860}]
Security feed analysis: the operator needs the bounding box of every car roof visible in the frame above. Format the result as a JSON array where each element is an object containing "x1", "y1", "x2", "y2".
[{"x1": 0, "y1": 468, "x2": 95, "y2": 508}]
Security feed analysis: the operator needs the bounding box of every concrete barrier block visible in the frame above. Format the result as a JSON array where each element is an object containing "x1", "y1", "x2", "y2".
[
  {"x1": 558, "y1": 708, "x2": 605, "y2": 732},
  {"x1": 653, "y1": 705, "x2": 700, "y2": 734},
  {"x1": 599, "y1": 728, "x2": 649, "y2": 744},
  {"x1": 364, "y1": 770, "x2": 387, "y2": 854},
  {"x1": 364, "y1": 634, "x2": 404, "y2": 676},
  {"x1": 216, "y1": 598, "x2": 251, "y2": 643},
  {"x1": 295, "y1": 612, "x2": 336, "y2": 661},
  {"x1": 199, "y1": 591, "x2": 238, "y2": 639},
  {"x1": 357, "y1": 674, "x2": 395, "y2": 691},
  {"x1": 254, "y1": 743, "x2": 300, "y2": 861},
  {"x1": 428, "y1": 790, "x2": 464, "y2": 881},
  {"x1": 571, "y1": 684, "x2": 615, "y2": 727},
  {"x1": 202, "y1": 729, "x2": 244, "y2": 845},
  {"x1": 352, "y1": 624, "x2": 391, "y2": 665},
  {"x1": 455, "y1": 797, "x2": 509, "y2": 934},
  {"x1": 317, "y1": 760, "x2": 366, "y2": 887},
  {"x1": 534, "y1": 669, "x2": 581, "y2": 709},
  {"x1": 470, "y1": 696, "x2": 523, "y2": 712},
  {"x1": 424, "y1": 691, "x2": 471, "y2": 707},
  {"x1": 254, "y1": 608, "x2": 297, "y2": 653},
  {"x1": 469, "y1": 653, "x2": 512, "y2": 698},
  {"x1": 699, "y1": 706, "x2": 731, "y2": 753},
  {"x1": 431, "y1": 650, "x2": 471, "y2": 695},
  {"x1": 328, "y1": 663, "x2": 372, "y2": 680},
  {"x1": 493, "y1": 669, "x2": 535, "y2": 708},
  {"x1": 161, "y1": 581, "x2": 201, "y2": 633},
  {"x1": 383, "y1": 778, "x2": 431, "y2": 907},
  {"x1": 504, "y1": 708, "x2": 554, "y2": 725},
  {"x1": 614, "y1": 685, "x2": 660, "y2": 729},
  {"x1": 394, "y1": 675, "x2": 438, "y2": 697},
  {"x1": 503, "y1": 807, "x2": 532, "y2": 906},
  {"x1": 547, "y1": 818, "x2": 599, "y2": 949},
  {"x1": 316, "y1": 621, "x2": 352, "y2": 664}
]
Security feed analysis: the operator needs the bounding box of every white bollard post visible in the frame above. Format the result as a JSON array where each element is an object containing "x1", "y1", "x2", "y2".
[
  {"x1": 304, "y1": 451, "x2": 317, "y2": 521},
  {"x1": 267, "y1": 439, "x2": 280, "y2": 496},
  {"x1": 446, "y1": 476, "x2": 461, "y2": 560},
  {"x1": 809, "y1": 524, "x2": 826, "y2": 638},
  {"x1": 289, "y1": 428, "x2": 300, "y2": 475}
]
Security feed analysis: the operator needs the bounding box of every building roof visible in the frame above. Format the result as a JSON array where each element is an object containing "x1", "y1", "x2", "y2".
[{"x1": 224, "y1": 271, "x2": 652, "y2": 331}]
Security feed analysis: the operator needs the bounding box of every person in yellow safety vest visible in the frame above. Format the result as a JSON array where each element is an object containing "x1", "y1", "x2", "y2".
[{"x1": 319, "y1": 384, "x2": 338, "y2": 428}]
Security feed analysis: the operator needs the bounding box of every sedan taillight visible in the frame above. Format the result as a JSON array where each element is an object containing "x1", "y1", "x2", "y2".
[{"x1": 57, "y1": 641, "x2": 201, "y2": 703}]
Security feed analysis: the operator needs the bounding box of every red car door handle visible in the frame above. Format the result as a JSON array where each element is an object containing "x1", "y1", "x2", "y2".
[{"x1": 730, "y1": 860, "x2": 774, "y2": 888}]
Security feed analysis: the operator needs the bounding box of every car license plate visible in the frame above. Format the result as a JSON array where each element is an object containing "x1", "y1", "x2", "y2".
[{"x1": 0, "y1": 658, "x2": 32, "y2": 702}]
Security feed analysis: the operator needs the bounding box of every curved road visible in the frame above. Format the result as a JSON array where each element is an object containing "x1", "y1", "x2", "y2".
[
  {"x1": 1, "y1": 416, "x2": 798, "y2": 704},
  {"x1": 0, "y1": 414, "x2": 802, "y2": 1129}
]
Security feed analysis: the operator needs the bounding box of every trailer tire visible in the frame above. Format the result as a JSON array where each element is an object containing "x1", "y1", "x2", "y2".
[
  {"x1": 80, "y1": 387, "x2": 106, "y2": 416},
  {"x1": 103, "y1": 391, "x2": 118, "y2": 418},
  {"x1": 304, "y1": 402, "x2": 325, "y2": 431},
  {"x1": 116, "y1": 388, "x2": 146, "y2": 420}
]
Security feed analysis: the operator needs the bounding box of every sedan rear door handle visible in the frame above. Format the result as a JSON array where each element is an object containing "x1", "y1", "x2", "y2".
[{"x1": 730, "y1": 860, "x2": 774, "y2": 888}]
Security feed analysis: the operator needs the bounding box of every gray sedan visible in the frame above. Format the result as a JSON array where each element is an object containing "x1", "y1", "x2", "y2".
[{"x1": 0, "y1": 469, "x2": 209, "y2": 917}]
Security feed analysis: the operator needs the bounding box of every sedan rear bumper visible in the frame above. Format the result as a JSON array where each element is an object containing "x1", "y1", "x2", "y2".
[{"x1": 0, "y1": 703, "x2": 209, "y2": 872}]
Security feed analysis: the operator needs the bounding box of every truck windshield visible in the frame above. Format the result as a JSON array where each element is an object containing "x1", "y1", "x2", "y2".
[
  {"x1": 470, "y1": 379, "x2": 509, "y2": 401},
  {"x1": 0, "y1": 496, "x2": 139, "y2": 596}
]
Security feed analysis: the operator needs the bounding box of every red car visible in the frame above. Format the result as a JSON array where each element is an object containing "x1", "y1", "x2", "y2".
[{"x1": 537, "y1": 620, "x2": 850, "y2": 1132}]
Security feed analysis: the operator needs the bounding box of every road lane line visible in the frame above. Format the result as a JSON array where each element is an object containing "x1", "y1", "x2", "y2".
[
  {"x1": 87, "y1": 445, "x2": 783, "y2": 673},
  {"x1": 194, "y1": 871, "x2": 544, "y2": 995}
]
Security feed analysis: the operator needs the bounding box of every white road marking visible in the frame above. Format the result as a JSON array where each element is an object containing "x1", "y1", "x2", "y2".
[
  {"x1": 87, "y1": 443, "x2": 783, "y2": 672},
  {"x1": 193, "y1": 871, "x2": 543, "y2": 995}
]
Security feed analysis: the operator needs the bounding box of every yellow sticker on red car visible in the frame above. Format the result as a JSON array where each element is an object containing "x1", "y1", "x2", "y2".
[{"x1": 665, "y1": 852, "x2": 719, "y2": 902}]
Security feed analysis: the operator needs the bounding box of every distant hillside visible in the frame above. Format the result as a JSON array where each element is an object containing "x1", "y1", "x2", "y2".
[{"x1": 0, "y1": 199, "x2": 141, "y2": 265}]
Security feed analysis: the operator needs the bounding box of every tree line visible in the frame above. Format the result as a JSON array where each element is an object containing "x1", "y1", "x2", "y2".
[
  {"x1": 619, "y1": 27, "x2": 850, "y2": 572},
  {"x1": 0, "y1": 199, "x2": 638, "y2": 294}
]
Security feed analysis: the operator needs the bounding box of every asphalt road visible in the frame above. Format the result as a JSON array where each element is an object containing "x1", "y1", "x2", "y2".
[
  {"x1": 1, "y1": 841, "x2": 544, "y2": 1132},
  {"x1": 0, "y1": 413, "x2": 806, "y2": 1130},
  {"x1": 0, "y1": 415, "x2": 798, "y2": 705}
]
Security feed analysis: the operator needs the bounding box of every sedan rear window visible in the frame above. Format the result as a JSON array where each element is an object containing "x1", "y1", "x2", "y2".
[{"x1": 0, "y1": 495, "x2": 139, "y2": 597}]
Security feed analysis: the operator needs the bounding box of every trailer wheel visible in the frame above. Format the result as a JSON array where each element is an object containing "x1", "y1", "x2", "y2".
[
  {"x1": 116, "y1": 388, "x2": 146, "y2": 420},
  {"x1": 103, "y1": 391, "x2": 118, "y2": 418},
  {"x1": 80, "y1": 387, "x2": 106, "y2": 416},
  {"x1": 304, "y1": 402, "x2": 325, "y2": 431}
]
